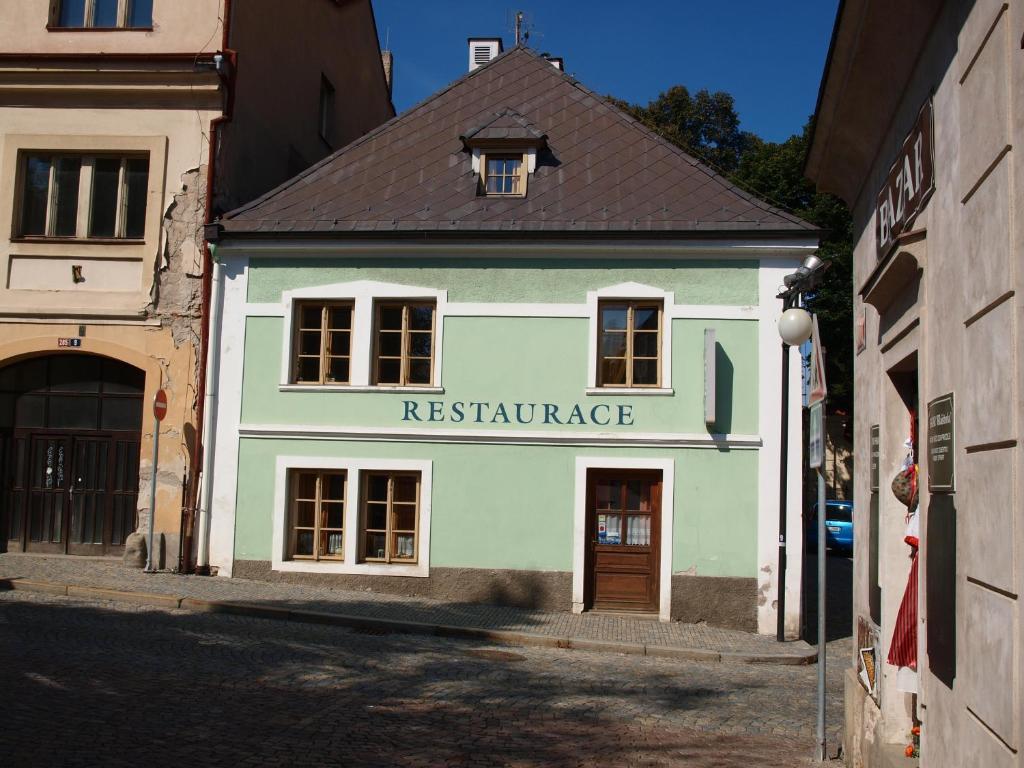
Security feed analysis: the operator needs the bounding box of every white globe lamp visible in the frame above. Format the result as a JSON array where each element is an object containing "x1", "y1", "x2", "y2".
[{"x1": 778, "y1": 307, "x2": 813, "y2": 346}]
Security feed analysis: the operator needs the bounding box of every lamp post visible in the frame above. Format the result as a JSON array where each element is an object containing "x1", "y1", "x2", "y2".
[
  {"x1": 776, "y1": 253, "x2": 829, "y2": 762},
  {"x1": 774, "y1": 254, "x2": 827, "y2": 641}
]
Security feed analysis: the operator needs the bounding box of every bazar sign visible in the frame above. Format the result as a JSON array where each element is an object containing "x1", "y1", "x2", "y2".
[
  {"x1": 402, "y1": 400, "x2": 635, "y2": 426},
  {"x1": 876, "y1": 100, "x2": 934, "y2": 259}
]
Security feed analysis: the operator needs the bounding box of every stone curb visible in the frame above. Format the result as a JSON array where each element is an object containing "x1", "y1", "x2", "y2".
[{"x1": 0, "y1": 576, "x2": 818, "y2": 665}]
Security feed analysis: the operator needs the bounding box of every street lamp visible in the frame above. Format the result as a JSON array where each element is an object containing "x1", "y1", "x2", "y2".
[{"x1": 776, "y1": 253, "x2": 829, "y2": 763}]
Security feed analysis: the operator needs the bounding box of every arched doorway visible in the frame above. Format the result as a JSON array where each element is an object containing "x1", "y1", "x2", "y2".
[{"x1": 1, "y1": 354, "x2": 144, "y2": 555}]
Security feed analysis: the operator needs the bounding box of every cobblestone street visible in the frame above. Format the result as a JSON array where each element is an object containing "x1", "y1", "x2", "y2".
[{"x1": 0, "y1": 588, "x2": 848, "y2": 768}]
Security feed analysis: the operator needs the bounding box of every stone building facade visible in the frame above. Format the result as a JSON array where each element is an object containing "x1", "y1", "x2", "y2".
[
  {"x1": 806, "y1": 1, "x2": 1023, "y2": 765},
  {"x1": 0, "y1": 0, "x2": 393, "y2": 567}
]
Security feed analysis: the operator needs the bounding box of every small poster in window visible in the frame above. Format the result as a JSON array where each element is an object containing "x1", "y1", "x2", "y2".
[{"x1": 597, "y1": 514, "x2": 607, "y2": 543}]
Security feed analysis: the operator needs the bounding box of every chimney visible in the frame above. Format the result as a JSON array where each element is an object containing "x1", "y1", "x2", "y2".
[
  {"x1": 381, "y1": 49, "x2": 394, "y2": 97},
  {"x1": 468, "y1": 37, "x2": 503, "y2": 72}
]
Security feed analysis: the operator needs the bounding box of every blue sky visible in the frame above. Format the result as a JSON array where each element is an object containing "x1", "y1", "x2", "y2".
[{"x1": 374, "y1": 1, "x2": 838, "y2": 144}]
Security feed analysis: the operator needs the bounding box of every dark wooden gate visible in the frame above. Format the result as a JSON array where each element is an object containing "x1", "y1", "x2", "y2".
[{"x1": 1, "y1": 355, "x2": 144, "y2": 556}]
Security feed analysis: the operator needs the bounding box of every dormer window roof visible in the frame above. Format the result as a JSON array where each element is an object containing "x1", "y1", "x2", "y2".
[
  {"x1": 460, "y1": 108, "x2": 547, "y2": 150},
  {"x1": 461, "y1": 109, "x2": 547, "y2": 197}
]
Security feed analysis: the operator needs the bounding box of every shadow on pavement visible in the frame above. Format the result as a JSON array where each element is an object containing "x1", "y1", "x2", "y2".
[{"x1": 0, "y1": 594, "x2": 817, "y2": 768}]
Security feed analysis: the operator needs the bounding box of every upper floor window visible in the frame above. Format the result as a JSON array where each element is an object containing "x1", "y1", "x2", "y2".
[
  {"x1": 17, "y1": 153, "x2": 149, "y2": 240},
  {"x1": 373, "y1": 301, "x2": 435, "y2": 386},
  {"x1": 319, "y1": 74, "x2": 336, "y2": 147},
  {"x1": 53, "y1": 0, "x2": 153, "y2": 29},
  {"x1": 483, "y1": 154, "x2": 525, "y2": 196},
  {"x1": 597, "y1": 300, "x2": 662, "y2": 388},
  {"x1": 292, "y1": 301, "x2": 352, "y2": 385}
]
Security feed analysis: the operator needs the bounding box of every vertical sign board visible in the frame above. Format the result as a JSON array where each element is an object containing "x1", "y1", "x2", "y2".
[
  {"x1": 809, "y1": 402, "x2": 824, "y2": 469},
  {"x1": 869, "y1": 425, "x2": 880, "y2": 491},
  {"x1": 808, "y1": 315, "x2": 827, "y2": 408},
  {"x1": 927, "y1": 393, "x2": 955, "y2": 492},
  {"x1": 704, "y1": 328, "x2": 716, "y2": 427}
]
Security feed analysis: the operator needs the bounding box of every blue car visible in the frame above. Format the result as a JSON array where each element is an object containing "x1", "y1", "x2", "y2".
[{"x1": 806, "y1": 500, "x2": 854, "y2": 554}]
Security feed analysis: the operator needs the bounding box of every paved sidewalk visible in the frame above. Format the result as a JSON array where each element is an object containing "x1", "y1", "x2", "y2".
[{"x1": 0, "y1": 553, "x2": 816, "y2": 664}]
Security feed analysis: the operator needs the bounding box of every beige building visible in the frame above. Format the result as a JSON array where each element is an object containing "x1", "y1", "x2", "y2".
[
  {"x1": 0, "y1": 0, "x2": 394, "y2": 567},
  {"x1": 807, "y1": 1, "x2": 1022, "y2": 766}
]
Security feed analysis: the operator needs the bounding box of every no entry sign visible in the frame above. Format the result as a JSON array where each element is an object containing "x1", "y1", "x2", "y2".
[{"x1": 153, "y1": 389, "x2": 168, "y2": 422}]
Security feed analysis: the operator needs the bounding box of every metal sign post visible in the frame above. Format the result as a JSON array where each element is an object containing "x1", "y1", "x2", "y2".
[
  {"x1": 145, "y1": 389, "x2": 168, "y2": 573},
  {"x1": 808, "y1": 326, "x2": 827, "y2": 762}
]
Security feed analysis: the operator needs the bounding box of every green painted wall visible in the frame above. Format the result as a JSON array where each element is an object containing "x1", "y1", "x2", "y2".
[
  {"x1": 240, "y1": 316, "x2": 758, "y2": 435},
  {"x1": 234, "y1": 438, "x2": 758, "y2": 578},
  {"x1": 246, "y1": 257, "x2": 759, "y2": 306}
]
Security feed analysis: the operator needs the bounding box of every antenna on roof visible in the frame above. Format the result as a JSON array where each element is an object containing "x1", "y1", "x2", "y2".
[{"x1": 514, "y1": 11, "x2": 530, "y2": 46}]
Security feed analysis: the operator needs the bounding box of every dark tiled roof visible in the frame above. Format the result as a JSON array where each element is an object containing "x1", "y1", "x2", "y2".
[{"x1": 220, "y1": 47, "x2": 815, "y2": 236}]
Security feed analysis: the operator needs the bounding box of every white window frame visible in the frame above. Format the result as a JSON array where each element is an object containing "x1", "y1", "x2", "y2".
[
  {"x1": 272, "y1": 456, "x2": 432, "y2": 577},
  {"x1": 585, "y1": 282, "x2": 674, "y2": 395},
  {"x1": 572, "y1": 456, "x2": 675, "y2": 622},
  {"x1": 278, "y1": 280, "x2": 447, "y2": 391}
]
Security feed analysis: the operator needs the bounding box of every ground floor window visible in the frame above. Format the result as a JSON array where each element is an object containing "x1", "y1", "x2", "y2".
[
  {"x1": 288, "y1": 469, "x2": 345, "y2": 561},
  {"x1": 361, "y1": 471, "x2": 419, "y2": 563}
]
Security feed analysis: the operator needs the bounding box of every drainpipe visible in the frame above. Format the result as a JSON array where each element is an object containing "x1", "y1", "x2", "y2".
[
  {"x1": 195, "y1": 243, "x2": 224, "y2": 573},
  {"x1": 189, "y1": 0, "x2": 235, "y2": 573}
]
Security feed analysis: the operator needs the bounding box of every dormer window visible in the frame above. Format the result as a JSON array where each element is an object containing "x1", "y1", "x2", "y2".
[
  {"x1": 484, "y1": 155, "x2": 525, "y2": 195},
  {"x1": 460, "y1": 108, "x2": 548, "y2": 200}
]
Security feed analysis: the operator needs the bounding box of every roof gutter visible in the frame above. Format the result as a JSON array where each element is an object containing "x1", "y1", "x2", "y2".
[{"x1": 803, "y1": 0, "x2": 846, "y2": 178}]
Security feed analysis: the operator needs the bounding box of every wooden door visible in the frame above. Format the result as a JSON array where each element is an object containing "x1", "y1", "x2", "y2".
[
  {"x1": 67, "y1": 437, "x2": 111, "y2": 555},
  {"x1": 585, "y1": 470, "x2": 661, "y2": 613},
  {"x1": 24, "y1": 434, "x2": 72, "y2": 553}
]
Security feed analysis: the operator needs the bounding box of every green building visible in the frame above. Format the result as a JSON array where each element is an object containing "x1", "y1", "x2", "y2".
[{"x1": 203, "y1": 45, "x2": 817, "y2": 633}]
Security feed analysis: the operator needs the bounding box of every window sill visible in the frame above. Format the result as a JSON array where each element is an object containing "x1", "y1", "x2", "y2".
[
  {"x1": 280, "y1": 384, "x2": 444, "y2": 394},
  {"x1": 11, "y1": 236, "x2": 145, "y2": 246},
  {"x1": 585, "y1": 387, "x2": 674, "y2": 396},
  {"x1": 273, "y1": 559, "x2": 428, "y2": 577},
  {"x1": 46, "y1": 26, "x2": 154, "y2": 32}
]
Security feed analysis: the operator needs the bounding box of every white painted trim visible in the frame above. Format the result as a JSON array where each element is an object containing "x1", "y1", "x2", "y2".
[
  {"x1": 756, "y1": 257, "x2": 805, "y2": 637},
  {"x1": 208, "y1": 254, "x2": 250, "y2": 577},
  {"x1": 279, "y1": 385, "x2": 445, "y2": 394},
  {"x1": 271, "y1": 456, "x2": 432, "y2": 577},
  {"x1": 584, "y1": 388, "x2": 674, "y2": 397},
  {"x1": 216, "y1": 239, "x2": 820, "y2": 258},
  {"x1": 278, "y1": 280, "x2": 448, "y2": 388},
  {"x1": 444, "y1": 302, "x2": 587, "y2": 318},
  {"x1": 245, "y1": 302, "x2": 285, "y2": 317},
  {"x1": 572, "y1": 457, "x2": 675, "y2": 622},
  {"x1": 586, "y1": 283, "x2": 675, "y2": 390},
  {"x1": 669, "y1": 304, "x2": 757, "y2": 320},
  {"x1": 239, "y1": 423, "x2": 761, "y2": 449}
]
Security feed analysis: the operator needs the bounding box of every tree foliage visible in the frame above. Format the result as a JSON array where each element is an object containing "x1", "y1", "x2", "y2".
[{"x1": 611, "y1": 89, "x2": 855, "y2": 415}]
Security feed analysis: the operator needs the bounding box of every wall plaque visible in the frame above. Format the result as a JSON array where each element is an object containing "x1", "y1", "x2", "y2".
[
  {"x1": 869, "y1": 425, "x2": 880, "y2": 491},
  {"x1": 876, "y1": 100, "x2": 934, "y2": 259},
  {"x1": 927, "y1": 393, "x2": 955, "y2": 492}
]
